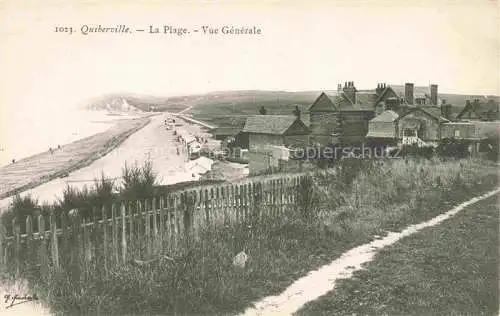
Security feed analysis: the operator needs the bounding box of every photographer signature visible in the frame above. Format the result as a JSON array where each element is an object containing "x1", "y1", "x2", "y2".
[{"x1": 4, "y1": 294, "x2": 39, "y2": 309}]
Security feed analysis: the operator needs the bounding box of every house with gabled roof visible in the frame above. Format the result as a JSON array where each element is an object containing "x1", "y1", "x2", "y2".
[
  {"x1": 308, "y1": 81, "x2": 453, "y2": 145},
  {"x1": 456, "y1": 99, "x2": 499, "y2": 121},
  {"x1": 242, "y1": 115, "x2": 310, "y2": 150},
  {"x1": 367, "y1": 106, "x2": 483, "y2": 147}
]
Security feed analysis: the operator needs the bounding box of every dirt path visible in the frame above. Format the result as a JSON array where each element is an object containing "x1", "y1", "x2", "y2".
[{"x1": 240, "y1": 187, "x2": 500, "y2": 316}]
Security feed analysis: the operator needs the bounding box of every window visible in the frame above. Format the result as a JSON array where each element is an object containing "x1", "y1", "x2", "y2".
[
  {"x1": 404, "y1": 129, "x2": 416, "y2": 137},
  {"x1": 454, "y1": 130, "x2": 460, "y2": 137}
]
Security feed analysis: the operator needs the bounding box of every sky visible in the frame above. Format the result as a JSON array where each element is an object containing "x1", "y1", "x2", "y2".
[{"x1": 0, "y1": 0, "x2": 498, "y2": 118}]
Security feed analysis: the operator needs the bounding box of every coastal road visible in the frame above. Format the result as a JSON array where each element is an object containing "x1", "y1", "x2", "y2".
[
  {"x1": 174, "y1": 114, "x2": 216, "y2": 130},
  {"x1": 0, "y1": 113, "x2": 206, "y2": 210}
]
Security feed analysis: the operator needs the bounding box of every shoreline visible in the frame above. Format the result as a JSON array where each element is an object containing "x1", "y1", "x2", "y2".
[{"x1": 0, "y1": 115, "x2": 153, "y2": 201}]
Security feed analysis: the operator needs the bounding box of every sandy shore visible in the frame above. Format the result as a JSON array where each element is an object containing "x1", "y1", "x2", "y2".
[
  {"x1": 0, "y1": 115, "x2": 152, "y2": 201},
  {"x1": 0, "y1": 113, "x2": 222, "y2": 211}
]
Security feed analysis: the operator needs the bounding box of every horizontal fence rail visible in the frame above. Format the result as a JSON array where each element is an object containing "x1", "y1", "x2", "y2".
[{"x1": 0, "y1": 174, "x2": 307, "y2": 277}]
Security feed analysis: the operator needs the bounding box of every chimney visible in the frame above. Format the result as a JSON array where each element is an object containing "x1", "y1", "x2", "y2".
[
  {"x1": 440, "y1": 101, "x2": 452, "y2": 120},
  {"x1": 376, "y1": 83, "x2": 385, "y2": 96},
  {"x1": 405, "y1": 83, "x2": 414, "y2": 105},
  {"x1": 430, "y1": 84, "x2": 438, "y2": 105},
  {"x1": 343, "y1": 81, "x2": 357, "y2": 104},
  {"x1": 293, "y1": 105, "x2": 301, "y2": 120},
  {"x1": 337, "y1": 84, "x2": 342, "y2": 94}
]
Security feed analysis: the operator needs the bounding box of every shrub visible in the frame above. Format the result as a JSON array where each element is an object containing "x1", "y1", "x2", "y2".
[
  {"x1": 436, "y1": 138, "x2": 471, "y2": 158},
  {"x1": 121, "y1": 160, "x2": 158, "y2": 200},
  {"x1": 480, "y1": 134, "x2": 499, "y2": 161},
  {"x1": 0, "y1": 194, "x2": 40, "y2": 234},
  {"x1": 399, "y1": 144, "x2": 435, "y2": 159}
]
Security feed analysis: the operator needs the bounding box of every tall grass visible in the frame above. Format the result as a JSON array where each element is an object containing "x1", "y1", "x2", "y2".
[
  {"x1": 0, "y1": 161, "x2": 157, "y2": 232},
  {"x1": 22, "y1": 157, "x2": 498, "y2": 315}
]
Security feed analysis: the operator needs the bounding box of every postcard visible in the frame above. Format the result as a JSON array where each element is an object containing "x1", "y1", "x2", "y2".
[{"x1": 0, "y1": 0, "x2": 498, "y2": 315}]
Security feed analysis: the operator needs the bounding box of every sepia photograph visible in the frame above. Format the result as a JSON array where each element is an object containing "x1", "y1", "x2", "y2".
[{"x1": 0, "y1": 0, "x2": 499, "y2": 315}]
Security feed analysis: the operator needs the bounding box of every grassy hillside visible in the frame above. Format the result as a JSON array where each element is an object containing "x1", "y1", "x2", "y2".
[
  {"x1": 15, "y1": 158, "x2": 498, "y2": 315},
  {"x1": 186, "y1": 90, "x2": 324, "y2": 128},
  {"x1": 184, "y1": 89, "x2": 499, "y2": 129},
  {"x1": 298, "y1": 194, "x2": 499, "y2": 316},
  {"x1": 85, "y1": 89, "x2": 499, "y2": 128}
]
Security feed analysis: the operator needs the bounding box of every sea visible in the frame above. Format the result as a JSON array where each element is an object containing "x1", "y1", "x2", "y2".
[{"x1": 0, "y1": 107, "x2": 128, "y2": 167}]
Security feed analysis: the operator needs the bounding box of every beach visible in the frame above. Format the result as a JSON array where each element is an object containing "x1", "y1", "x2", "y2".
[{"x1": 0, "y1": 113, "x2": 220, "y2": 211}]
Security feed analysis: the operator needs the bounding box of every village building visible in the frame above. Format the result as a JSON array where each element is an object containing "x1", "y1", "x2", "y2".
[
  {"x1": 309, "y1": 81, "x2": 457, "y2": 146},
  {"x1": 366, "y1": 107, "x2": 483, "y2": 148},
  {"x1": 242, "y1": 115, "x2": 310, "y2": 150},
  {"x1": 210, "y1": 126, "x2": 249, "y2": 149},
  {"x1": 456, "y1": 98, "x2": 499, "y2": 121},
  {"x1": 242, "y1": 114, "x2": 309, "y2": 174}
]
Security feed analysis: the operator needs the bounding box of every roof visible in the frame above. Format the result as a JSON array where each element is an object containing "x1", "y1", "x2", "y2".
[
  {"x1": 366, "y1": 130, "x2": 397, "y2": 138},
  {"x1": 398, "y1": 106, "x2": 449, "y2": 123},
  {"x1": 333, "y1": 93, "x2": 376, "y2": 111},
  {"x1": 309, "y1": 92, "x2": 337, "y2": 111},
  {"x1": 457, "y1": 99, "x2": 500, "y2": 120},
  {"x1": 186, "y1": 157, "x2": 214, "y2": 175},
  {"x1": 212, "y1": 127, "x2": 243, "y2": 136},
  {"x1": 242, "y1": 115, "x2": 309, "y2": 135},
  {"x1": 370, "y1": 110, "x2": 399, "y2": 123}
]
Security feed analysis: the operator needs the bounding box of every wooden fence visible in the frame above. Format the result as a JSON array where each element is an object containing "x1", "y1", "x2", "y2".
[{"x1": 0, "y1": 174, "x2": 307, "y2": 277}]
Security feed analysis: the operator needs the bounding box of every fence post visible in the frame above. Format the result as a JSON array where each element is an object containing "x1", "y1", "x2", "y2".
[
  {"x1": 213, "y1": 187, "x2": 218, "y2": 225},
  {"x1": 204, "y1": 189, "x2": 210, "y2": 225},
  {"x1": 209, "y1": 188, "x2": 215, "y2": 225},
  {"x1": 121, "y1": 202, "x2": 127, "y2": 264},
  {"x1": 280, "y1": 178, "x2": 284, "y2": 215},
  {"x1": 177, "y1": 193, "x2": 184, "y2": 247},
  {"x1": 49, "y1": 213, "x2": 60, "y2": 270},
  {"x1": 69, "y1": 209, "x2": 80, "y2": 283},
  {"x1": 246, "y1": 184, "x2": 251, "y2": 220},
  {"x1": 166, "y1": 195, "x2": 173, "y2": 253},
  {"x1": 152, "y1": 197, "x2": 158, "y2": 254},
  {"x1": 92, "y1": 206, "x2": 100, "y2": 268},
  {"x1": 182, "y1": 193, "x2": 191, "y2": 245},
  {"x1": 128, "y1": 201, "x2": 134, "y2": 247},
  {"x1": 25, "y1": 216, "x2": 34, "y2": 268},
  {"x1": 159, "y1": 196, "x2": 165, "y2": 253},
  {"x1": 172, "y1": 194, "x2": 180, "y2": 250},
  {"x1": 234, "y1": 185, "x2": 240, "y2": 222},
  {"x1": 37, "y1": 215, "x2": 49, "y2": 279},
  {"x1": 61, "y1": 211, "x2": 69, "y2": 269},
  {"x1": 12, "y1": 218, "x2": 20, "y2": 277},
  {"x1": 221, "y1": 187, "x2": 228, "y2": 226},
  {"x1": 145, "y1": 199, "x2": 152, "y2": 257},
  {"x1": 82, "y1": 217, "x2": 91, "y2": 264},
  {"x1": 101, "y1": 205, "x2": 108, "y2": 273},
  {"x1": 111, "y1": 203, "x2": 119, "y2": 264},
  {"x1": 0, "y1": 218, "x2": 5, "y2": 267}
]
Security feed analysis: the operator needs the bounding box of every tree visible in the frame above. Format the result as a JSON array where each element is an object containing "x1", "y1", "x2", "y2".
[{"x1": 259, "y1": 106, "x2": 267, "y2": 115}]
